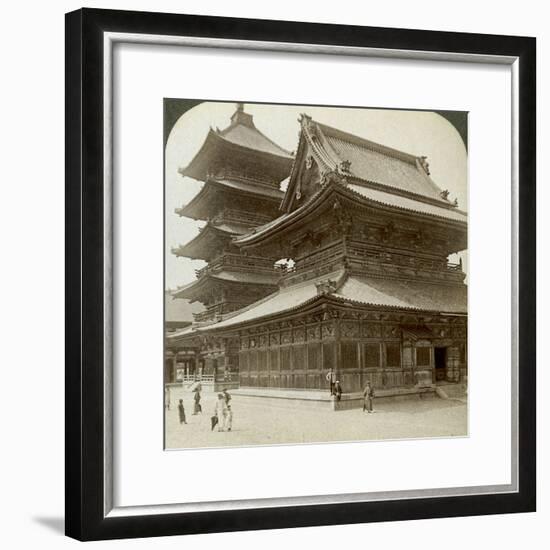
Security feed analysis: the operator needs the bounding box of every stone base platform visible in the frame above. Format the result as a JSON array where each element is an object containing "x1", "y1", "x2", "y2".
[{"x1": 231, "y1": 385, "x2": 441, "y2": 411}]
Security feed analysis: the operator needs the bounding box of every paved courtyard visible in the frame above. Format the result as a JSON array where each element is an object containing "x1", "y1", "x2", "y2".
[{"x1": 165, "y1": 386, "x2": 467, "y2": 449}]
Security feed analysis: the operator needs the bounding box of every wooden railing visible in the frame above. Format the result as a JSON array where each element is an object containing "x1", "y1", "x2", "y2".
[
  {"x1": 195, "y1": 253, "x2": 279, "y2": 278},
  {"x1": 178, "y1": 373, "x2": 236, "y2": 383}
]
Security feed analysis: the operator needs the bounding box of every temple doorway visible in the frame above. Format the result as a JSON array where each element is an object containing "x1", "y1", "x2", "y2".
[{"x1": 434, "y1": 347, "x2": 447, "y2": 382}]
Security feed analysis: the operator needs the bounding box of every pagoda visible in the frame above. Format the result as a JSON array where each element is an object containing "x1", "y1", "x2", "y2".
[
  {"x1": 169, "y1": 113, "x2": 468, "y2": 404},
  {"x1": 167, "y1": 104, "x2": 293, "y2": 387}
]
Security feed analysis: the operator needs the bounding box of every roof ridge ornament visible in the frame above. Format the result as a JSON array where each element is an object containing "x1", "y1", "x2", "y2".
[
  {"x1": 315, "y1": 279, "x2": 337, "y2": 296},
  {"x1": 339, "y1": 159, "x2": 352, "y2": 173},
  {"x1": 419, "y1": 156, "x2": 431, "y2": 175},
  {"x1": 230, "y1": 103, "x2": 255, "y2": 128},
  {"x1": 320, "y1": 169, "x2": 347, "y2": 188}
]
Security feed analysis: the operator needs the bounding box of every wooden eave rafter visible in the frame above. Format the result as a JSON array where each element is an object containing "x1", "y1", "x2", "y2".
[
  {"x1": 177, "y1": 178, "x2": 283, "y2": 221},
  {"x1": 237, "y1": 181, "x2": 467, "y2": 251}
]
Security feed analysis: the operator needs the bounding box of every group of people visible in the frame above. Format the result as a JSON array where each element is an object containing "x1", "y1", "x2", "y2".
[
  {"x1": 212, "y1": 390, "x2": 233, "y2": 432},
  {"x1": 326, "y1": 370, "x2": 376, "y2": 412},
  {"x1": 166, "y1": 385, "x2": 233, "y2": 432},
  {"x1": 175, "y1": 387, "x2": 203, "y2": 425}
]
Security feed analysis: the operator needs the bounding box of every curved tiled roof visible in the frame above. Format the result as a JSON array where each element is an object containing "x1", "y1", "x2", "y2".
[
  {"x1": 186, "y1": 270, "x2": 466, "y2": 332},
  {"x1": 218, "y1": 122, "x2": 292, "y2": 159},
  {"x1": 179, "y1": 106, "x2": 293, "y2": 183},
  {"x1": 314, "y1": 121, "x2": 448, "y2": 203},
  {"x1": 172, "y1": 221, "x2": 250, "y2": 261},
  {"x1": 334, "y1": 276, "x2": 467, "y2": 314},
  {"x1": 201, "y1": 270, "x2": 346, "y2": 329}
]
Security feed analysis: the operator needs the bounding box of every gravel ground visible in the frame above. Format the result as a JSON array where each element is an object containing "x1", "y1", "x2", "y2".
[{"x1": 165, "y1": 386, "x2": 467, "y2": 449}]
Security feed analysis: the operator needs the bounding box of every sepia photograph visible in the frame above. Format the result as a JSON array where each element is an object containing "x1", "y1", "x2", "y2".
[{"x1": 164, "y1": 100, "x2": 468, "y2": 450}]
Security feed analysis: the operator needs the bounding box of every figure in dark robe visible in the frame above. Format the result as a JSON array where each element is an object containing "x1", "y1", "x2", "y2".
[
  {"x1": 334, "y1": 380, "x2": 343, "y2": 401},
  {"x1": 193, "y1": 390, "x2": 202, "y2": 415},
  {"x1": 178, "y1": 399, "x2": 187, "y2": 424},
  {"x1": 222, "y1": 389, "x2": 231, "y2": 406},
  {"x1": 363, "y1": 382, "x2": 375, "y2": 413}
]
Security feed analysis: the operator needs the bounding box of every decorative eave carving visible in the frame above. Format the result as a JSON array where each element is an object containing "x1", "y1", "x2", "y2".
[
  {"x1": 315, "y1": 279, "x2": 338, "y2": 296},
  {"x1": 320, "y1": 169, "x2": 348, "y2": 188}
]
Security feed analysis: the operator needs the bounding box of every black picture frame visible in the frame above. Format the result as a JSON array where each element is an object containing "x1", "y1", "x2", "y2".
[{"x1": 65, "y1": 8, "x2": 536, "y2": 541}]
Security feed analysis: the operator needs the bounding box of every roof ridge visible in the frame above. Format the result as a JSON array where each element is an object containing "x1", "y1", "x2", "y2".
[
  {"x1": 345, "y1": 184, "x2": 467, "y2": 223},
  {"x1": 346, "y1": 178, "x2": 456, "y2": 210}
]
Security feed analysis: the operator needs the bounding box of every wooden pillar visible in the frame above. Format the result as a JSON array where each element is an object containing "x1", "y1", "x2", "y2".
[
  {"x1": 402, "y1": 340, "x2": 414, "y2": 386},
  {"x1": 172, "y1": 351, "x2": 178, "y2": 383},
  {"x1": 194, "y1": 349, "x2": 201, "y2": 379},
  {"x1": 334, "y1": 312, "x2": 342, "y2": 380}
]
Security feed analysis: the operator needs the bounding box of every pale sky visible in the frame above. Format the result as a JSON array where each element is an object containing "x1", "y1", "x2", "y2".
[{"x1": 165, "y1": 102, "x2": 468, "y2": 290}]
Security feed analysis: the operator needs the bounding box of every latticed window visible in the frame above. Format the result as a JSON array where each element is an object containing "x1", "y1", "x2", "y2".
[
  {"x1": 269, "y1": 349, "x2": 279, "y2": 371},
  {"x1": 364, "y1": 344, "x2": 380, "y2": 368},
  {"x1": 248, "y1": 350, "x2": 258, "y2": 373},
  {"x1": 342, "y1": 342, "x2": 358, "y2": 369},
  {"x1": 280, "y1": 347, "x2": 291, "y2": 370},
  {"x1": 292, "y1": 345, "x2": 306, "y2": 370},
  {"x1": 258, "y1": 350, "x2": 268, "y2": 371},
  {"x1": 307, "y1": 342, "x2": 320, "y2": 371},
  {"x1": 239, "y1": 352, "x2": 248, "y2": 374},
  {"x1": 416, "y1": 346, "x2": 431, "y2": 366},
  {"x1": 386, "y1": 343, "x2": 401, "y2": 367},
  {"x1": 323, "y1": 342, "x2": 335, "y2": 371}
]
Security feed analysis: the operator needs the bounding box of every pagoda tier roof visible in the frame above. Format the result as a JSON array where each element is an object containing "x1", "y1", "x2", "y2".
[
  {"x1": 177, "y1": 178, "x2": 284, "y2": 221},
  {"x1": 179, "y1": 106, "x2": 292, "y2": 183},
  {"x1": 282, "y1": 115, "x2": 458, "y2": 212},
  {"x1": 235, "y1": 179, "x2": 467, "y2": 249},
  {"x1": 217, "y1": 111, "x2": 292, "y2": 158},
  {"x1": 172, "y1": 270, "x2": 279, "y2": 301},
  {"x1": 183, "y1": 270, "x2": 466, "y2": 333},
  {"x1": 172, "y1": 221, "x2": 250, "y2": 261}
]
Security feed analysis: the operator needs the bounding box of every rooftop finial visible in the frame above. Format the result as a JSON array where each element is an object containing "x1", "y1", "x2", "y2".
[{"x1": 230, "y1": 102, "x2": 254, "y2": 127}]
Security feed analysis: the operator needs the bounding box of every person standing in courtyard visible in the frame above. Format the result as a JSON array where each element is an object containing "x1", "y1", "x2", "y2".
[
  {"x1": 178, "y1": 399, "x2": 187, "y2": 424},
  {"x1": 222, "y1": 388, "x2": 231, "y2": 407},
  {"x1": 334, "y1": 380, "x2": 343, "y2": 401},
  {"x1": 193, "y1": 388, "x2": 202, "y2": 415},
  {"x1": 164, "y1": 385, "x2": 170, "y2": 410},
  {"x1": 363, "y1": 381, "x2": 375, "y2": 413},
  {"x1": 225, "y1": 405, "x2": 233, "y2": 432},
  {"x1": 214, "y1": 393, "x2": 228, "y2": 432},
  {"x1": 326, "y1": 368, "x2": 336, "y2": 395}
]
